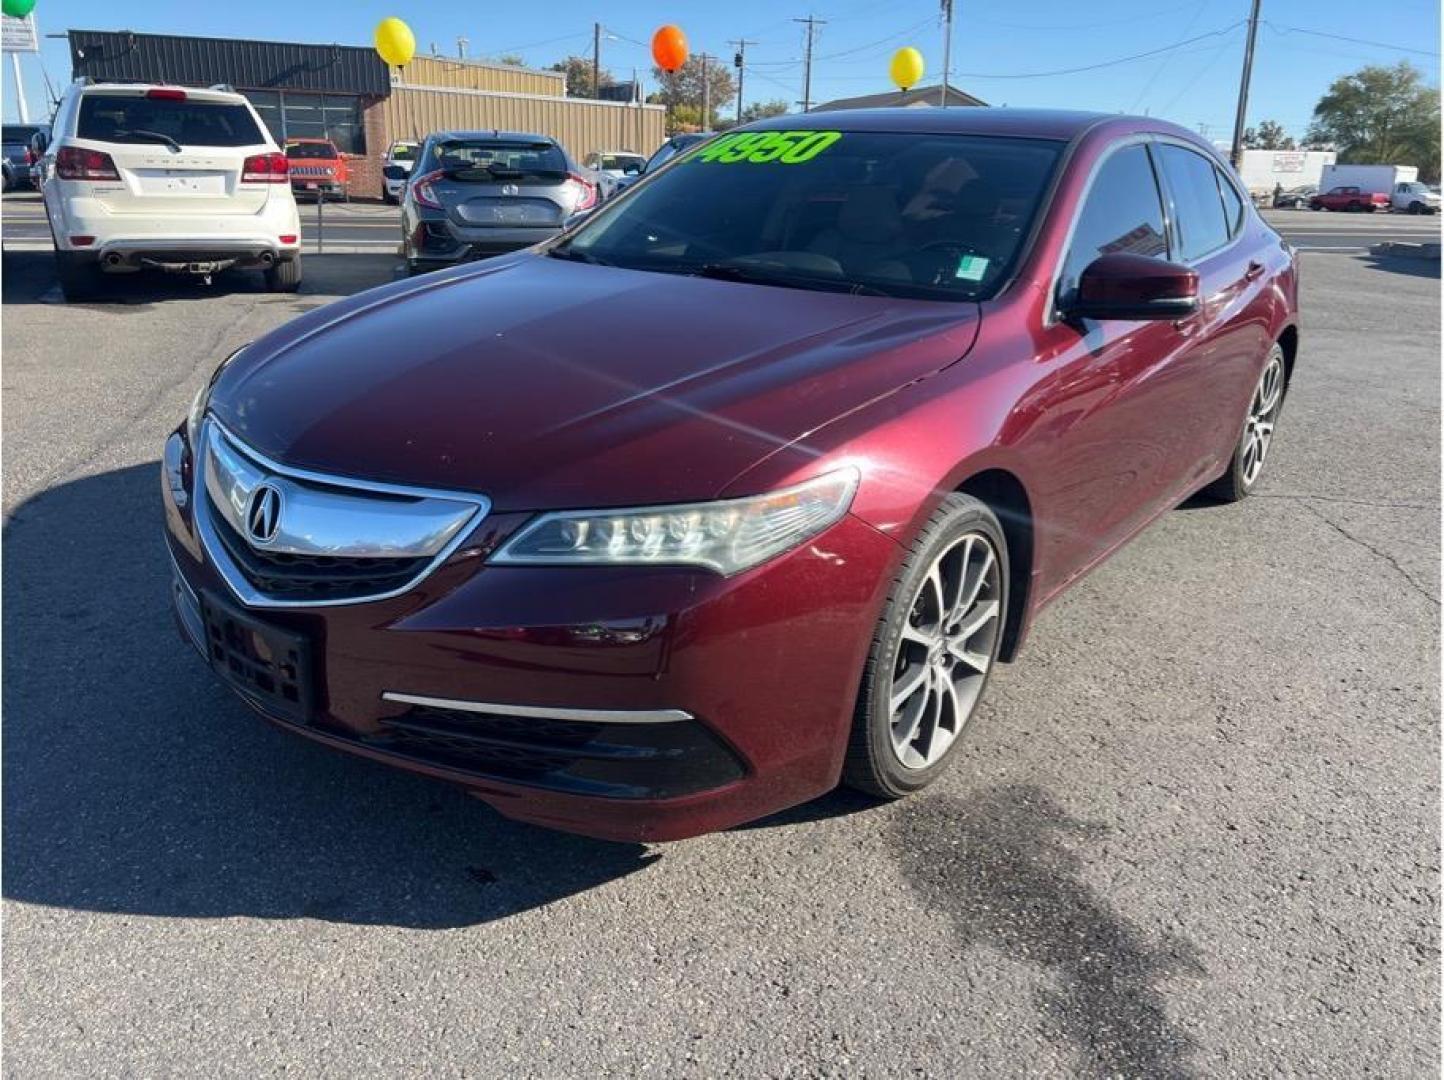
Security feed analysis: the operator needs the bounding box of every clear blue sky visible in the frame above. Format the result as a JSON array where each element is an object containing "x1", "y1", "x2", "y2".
[{"x1": 5, "y1": 0, "x2": 1440, "y2": 142}]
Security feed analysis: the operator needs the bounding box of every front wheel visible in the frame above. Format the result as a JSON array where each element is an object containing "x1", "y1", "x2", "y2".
[
  {"x1": 844, "y1": 494, "x2": 1008, "y2": 798},
  {"x1": 1203, "y1": 343, "x2": 1286, "y2": 502}
]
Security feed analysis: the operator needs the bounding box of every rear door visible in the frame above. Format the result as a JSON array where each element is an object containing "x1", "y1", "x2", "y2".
[
  {"x1": 434, "y1": 139, "x2": 578, "y2": 230},
  {"x1": 72, "y1": 88, "x2": 275, "y2": 217}
]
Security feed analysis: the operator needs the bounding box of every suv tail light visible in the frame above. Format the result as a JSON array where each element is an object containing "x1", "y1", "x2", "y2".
[
  {"x1": 23, "y1": 147, "x2": 35, "y2": 165},
  {"x1": 55, "y1": 147, "x2": 120, "y2": 181},
  {"x1": 411, "y1": 169, "x2": 445, "y2": 209},
  {"x1": 566, "y1": 172, "x2": 598, "y2": 212},
  {"x1": 241, "y1": 152, "x2": 289, "y2": 183}
]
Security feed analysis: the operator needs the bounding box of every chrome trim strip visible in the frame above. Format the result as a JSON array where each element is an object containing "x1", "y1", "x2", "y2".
[
  {"x1": 381, "y1": 691, "x2": 693, "y2": 725},
  {"x1": 193, "y1": 418, "x2": 491, "y2": 609}
]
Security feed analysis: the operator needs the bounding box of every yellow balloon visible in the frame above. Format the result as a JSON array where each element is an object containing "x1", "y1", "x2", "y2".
[
  {"x1": 374, "y1": 17, "x2": 416, "y2": 68},
  {"x1": 890, "y1": 46, "x2": 925, "y2": 92}
]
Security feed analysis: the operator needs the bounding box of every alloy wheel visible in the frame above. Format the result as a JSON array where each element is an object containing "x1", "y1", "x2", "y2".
[
  {"x1": 888, "y1": 532, "x2": 1003, "y2": 770},
  {"x1": 1241, "y1": 351, "x2": 1285, "y2": 488}
]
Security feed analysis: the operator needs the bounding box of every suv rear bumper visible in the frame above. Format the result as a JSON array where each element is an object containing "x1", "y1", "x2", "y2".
[{"x1": 82, "y1": 237, "x2": 301, "y2": 273}]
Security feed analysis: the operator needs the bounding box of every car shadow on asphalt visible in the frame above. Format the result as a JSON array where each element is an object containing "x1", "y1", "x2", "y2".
[
  {"x1": 1359, "y1": 253, "x2": 1441, "y2": 279},
  {"x1": 0, "y1": 250, "x2": 398, "y2": 308},
  {"x1": 2, "y1": 464, "x2": 660, "y2": 930}
]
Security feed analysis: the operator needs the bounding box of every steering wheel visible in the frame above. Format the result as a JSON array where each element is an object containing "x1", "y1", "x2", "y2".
[{"x1": 915, "y1": 240, "x2": 992, "y2": 287}]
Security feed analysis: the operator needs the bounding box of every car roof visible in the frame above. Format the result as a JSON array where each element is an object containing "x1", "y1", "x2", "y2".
[
  {"x1": 77, "y1": 82, "x2": 246, "y2": 105},
  {"x1": 747, "y1": 106, "x2": 1196, "y2": 144},
  {"x1": 430, "y1": 130, "x2": 557, "y2": 144}
]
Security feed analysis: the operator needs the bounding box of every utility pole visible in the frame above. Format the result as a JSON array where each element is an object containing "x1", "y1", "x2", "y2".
[
  {"x1": 10, "y1": 54, "x2": 29, "y2": 124},
  {"x1": 729, "y1": 38, "x2": 755, "y2": 124},
  {"x1": 699, "y1": 53, "x2": 712, "y2": 130},
  {"x1": 593, "y1": 22, "x2": 602, "y2": 98},
  {"x1": 456, "y1": 36, "x2": 468, "y2": 60},
  {"x1": 794, "y1": 15, "x2": 825, "y2": 113},
  {"x1": 1228, "y1": 0, "x2": 1262, "y2": 169},
  {"x1": 940, "y1": 0, "x2": 954, "y2": 107}
]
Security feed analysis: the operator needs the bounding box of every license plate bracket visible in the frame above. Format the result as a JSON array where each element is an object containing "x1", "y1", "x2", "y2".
[{"x1": 200, "y1": 591, "x2": 315, "y2": 724}]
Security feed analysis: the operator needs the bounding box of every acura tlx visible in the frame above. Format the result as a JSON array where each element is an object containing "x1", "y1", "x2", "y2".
[{"x1": 163, "y1": 108, "x2": 1300, "y2": 841}]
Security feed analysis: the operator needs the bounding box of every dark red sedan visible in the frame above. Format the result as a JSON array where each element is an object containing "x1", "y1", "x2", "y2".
[{"x1": 163, "y1": 109, "x2": 1299, "y2": 841}]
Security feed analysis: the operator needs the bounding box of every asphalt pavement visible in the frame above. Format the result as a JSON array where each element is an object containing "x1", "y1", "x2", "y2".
[{"x1": 1, "y1": 224, "x2": 1438, "y2": 1074}]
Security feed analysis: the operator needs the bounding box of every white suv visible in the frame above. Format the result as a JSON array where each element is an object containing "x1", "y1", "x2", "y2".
[{"x1": 37, "y1": 81, "x2": 302, "y2": 300}]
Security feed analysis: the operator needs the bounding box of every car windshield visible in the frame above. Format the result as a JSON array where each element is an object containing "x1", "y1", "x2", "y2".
[
  {"x1": 78, "y1": 94, "x2": 263, "y2": 148},
  {"x1": 425, "y1": 140, "x2": 567, "y2": 178},
  {"x1": 560, "y1": 130, "x2": 1063, "y2": 302},
  {"x1": 287, "y1": 142, "x2": 337, "y2": 160},
  {"x1": 390, "y1": 143, "x2": 417, "y2": 160},
  {"x1": 601, "y1": 154, "x2": 644, "y2": 172}
]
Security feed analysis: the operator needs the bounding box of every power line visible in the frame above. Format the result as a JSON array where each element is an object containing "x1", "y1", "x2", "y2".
[
  {"x1": 972, "y1": 1, "x2": 1200, "y2": 33},
  {"x1": 955, "y1": 21, "x2": 1245, "y2": 79},
  {"x1": 730, "y1": 38, "x2": 758, "y2": 120},
  {"x1": 1262, "y1": 22, "x2": 1440, "y2": 58}
]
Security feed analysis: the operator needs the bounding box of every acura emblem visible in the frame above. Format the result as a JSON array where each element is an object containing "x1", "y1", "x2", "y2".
[{"x1": 246, "y1": 484, "x2": 283, "y2": 544}]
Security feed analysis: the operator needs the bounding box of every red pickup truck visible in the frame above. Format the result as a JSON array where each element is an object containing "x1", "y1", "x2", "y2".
[{"x1": 1309, "y1": 185, "x2": 1391, "y2": 212}]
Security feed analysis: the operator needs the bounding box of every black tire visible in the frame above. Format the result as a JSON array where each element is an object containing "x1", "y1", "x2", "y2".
[
  {"x1": 54, "y1": 251, "x2": 102, "y2": 301},
  {"x1": 1348, "y1": 201, "x2": 1362, "y2": 212},
  {"x1": 844, "y1": 493, "x2": 1009, "y2": 799},
  {"x1": 264, "y1": 255, "x2": 302, "y2": 292},
  {"x1": 1410, "y1": 201, "x2": 1425, "y2": 215},
  {"x1": 1203, "y1": 341, "x2": 1287, "y2": 503}
]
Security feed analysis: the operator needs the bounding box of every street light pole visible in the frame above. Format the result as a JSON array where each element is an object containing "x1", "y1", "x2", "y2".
[{"x1": 1229, "y1": 0, "x2": 1262, "y2": 169}]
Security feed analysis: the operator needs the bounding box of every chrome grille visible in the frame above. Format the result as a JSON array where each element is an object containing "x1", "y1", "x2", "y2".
[{"x1": 194, "y1": 419, "x2": 489, "y2": 608}]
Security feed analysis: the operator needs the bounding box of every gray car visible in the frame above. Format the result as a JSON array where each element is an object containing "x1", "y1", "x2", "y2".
[
  {"x1": 400, "y1": 131, "x2": 597, "y2": 275},
  {"x1": 2, "y1": 124, "x2": 47, "y2": 190}
]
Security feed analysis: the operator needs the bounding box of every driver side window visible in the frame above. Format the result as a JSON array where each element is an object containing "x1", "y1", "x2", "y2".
[{"x1": 1058, "y1": 144, "x2": 1169, "y2": 307}]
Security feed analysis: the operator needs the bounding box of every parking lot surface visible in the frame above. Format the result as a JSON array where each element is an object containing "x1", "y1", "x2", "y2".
[{"x1": 2, "y1": 211, "x2": 1439, "y2": 1074}]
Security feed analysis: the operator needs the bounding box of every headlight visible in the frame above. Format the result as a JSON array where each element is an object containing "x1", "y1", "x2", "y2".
[
  {"x1": 186, "y1": 344, "x2": 248, "y2": 449},
  {"x1": 491, "y1": 468, "x2": 860, "y2": 576}
]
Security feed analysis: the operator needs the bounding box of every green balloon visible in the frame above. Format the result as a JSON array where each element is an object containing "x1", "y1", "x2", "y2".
[{"x1": 2, "y1": 0, "x2": 37, "y2": 17}]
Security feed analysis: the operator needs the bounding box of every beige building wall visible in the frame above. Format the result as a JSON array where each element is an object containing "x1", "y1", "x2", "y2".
[
  {"x1": 398, "y1": 56, "x2": 566, "y2": 97},
  {"x1": 383, "y1": 86, "x2": 667, "y2": 162}
]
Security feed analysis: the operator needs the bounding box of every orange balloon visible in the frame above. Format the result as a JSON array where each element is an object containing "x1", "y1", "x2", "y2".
[{"x1": 652, "y1": 25, "x2": 689, "y2": 72}]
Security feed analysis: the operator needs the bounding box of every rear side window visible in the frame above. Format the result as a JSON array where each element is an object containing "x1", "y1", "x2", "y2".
[
  {"x1": 1217, "y1": 169, "x2": 1246, "y2": 236},
  {"x1": 1158, "y1": 145, "x2": 1231, "y2": 260},
  {"x1": 426, "y1": 140, "x2": 567, "y2": 177},
  {"x1": 3, "y1": 125, "x2": 40, "y2": 144},
  {"x1": 1059, "y1": 143, "x2": 1169, "y2": 304},
  {"x1": 77, "y1": 94, "x2": 264, "y2": 148}
]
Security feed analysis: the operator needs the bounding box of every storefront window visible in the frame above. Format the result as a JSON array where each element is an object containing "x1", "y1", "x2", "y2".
[{"x1": 241, "y1": 90, "x2": 365, "y2": 154}]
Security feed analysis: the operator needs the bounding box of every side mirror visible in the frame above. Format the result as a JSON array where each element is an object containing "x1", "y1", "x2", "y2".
[
  {"x1": 1063, "y1": 252, "x2": 1199, "y2": 322},
  {"x1": 382, "y1": 164, "x2": 406, "y2": 180}
]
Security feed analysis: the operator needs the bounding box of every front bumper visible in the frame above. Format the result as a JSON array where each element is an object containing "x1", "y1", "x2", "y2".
[{"x1": 163, "y1": 427, "x2": 901, "y2": 841}]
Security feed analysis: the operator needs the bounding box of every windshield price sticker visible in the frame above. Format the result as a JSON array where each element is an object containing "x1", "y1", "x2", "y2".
[{"x1": 692, "y1": 130, "x2": 842, "y2": 165}]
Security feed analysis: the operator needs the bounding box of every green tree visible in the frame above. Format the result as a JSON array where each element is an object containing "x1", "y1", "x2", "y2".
[
  {"x1": 496, "y1": 54, "x2": 526, "y2": 67},
  {"x1": 551, "y1": 55, "x2": 616, "y2": 98},
  {"x1": 740, "y1": 99, "x2": 790, "y2": 124},
  {"x1": 1242, "y1": 119, "x2": 1296, "y2": 150},
  {"x1": 1307, "y1": 61, "x2": 1441, "y2": 182},
  {"x1": 650, "y1": 56, "x2": 737, "y2": 130}
]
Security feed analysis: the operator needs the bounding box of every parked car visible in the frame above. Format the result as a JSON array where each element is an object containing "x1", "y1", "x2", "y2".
[
  {"x1": 285, "y1": 138, "x2": 348, "y2": 199},
  {"x1": 382, "y1": 139, "x2": 419, "y2": 203},
  {"x1": 2, "y1": 123, "x2": 47, "y2": 190},
  {"x1": 1272, "y1": 184, "x2": 1316, "y2": 209},
  {"x1": 584, "y1": 150, "x2": 646, "y2": 180},
  {"x1": 1309, "y1": 185, "x2": 1390, "y2": 212},
  {"x1": 1390, "y1": 181, "x2": 1439, "y2": 214},
  {"x1": 164, "y1": 109, "x2": 1299, "y2": 841},
  {"x1": 38, "y1": 81, "x2": 301, "y2": 300},
  {"x1": 612, "y1": 131, "x2": 713, "y2": 194},
  {"x1": 400, "y1": 130, "x2": 597, "y2": 275}
]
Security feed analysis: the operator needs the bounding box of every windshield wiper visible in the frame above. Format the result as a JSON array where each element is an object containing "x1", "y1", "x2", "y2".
[
  {"x1": 114, "y1": 129, "x2": 183, "y2": 153},
  {"x1": 693, "y1": 263, "x2": 895, "y2": 297}
]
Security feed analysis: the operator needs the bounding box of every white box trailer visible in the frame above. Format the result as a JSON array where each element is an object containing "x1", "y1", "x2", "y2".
[
  {"x1": 1235, "y1": 149, "x2": 1337, "y2": 194},
  {"x1": 1319, "y1": 162, "x2": 1419, "y2": 195}
]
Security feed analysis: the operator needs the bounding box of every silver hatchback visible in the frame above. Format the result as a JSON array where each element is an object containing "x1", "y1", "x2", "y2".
[{"x1": 400, "y1": 131, "x2": 597, "y2": 275}]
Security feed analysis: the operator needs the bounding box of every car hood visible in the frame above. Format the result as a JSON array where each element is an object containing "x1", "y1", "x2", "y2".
[{"x1": 209, "y1": 255, "x2": 980, "y2": 511}]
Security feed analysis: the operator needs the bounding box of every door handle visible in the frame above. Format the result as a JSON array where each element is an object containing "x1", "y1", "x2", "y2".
[{"x1": 1243, "y1": 261, "x2": 1264, "y2": 282}]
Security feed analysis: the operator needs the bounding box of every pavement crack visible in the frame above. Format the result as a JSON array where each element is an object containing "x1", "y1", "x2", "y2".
[
  {"x1": 1254, "y1": 491, "x2": 1440, "y2": 511},
  {"x1": 1299, "y1": 502, "x2": 1440, "y2": 606}
]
